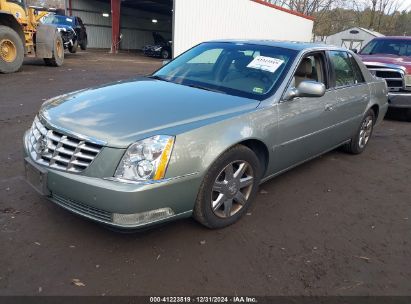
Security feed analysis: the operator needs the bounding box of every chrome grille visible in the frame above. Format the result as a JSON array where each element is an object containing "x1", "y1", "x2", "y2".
[
  {"x1": 27, "y1": 116, "x2": 102, "y2": 173},
  {"x1": 366, "y1": 65, "x2": 405, "y2": 92}
]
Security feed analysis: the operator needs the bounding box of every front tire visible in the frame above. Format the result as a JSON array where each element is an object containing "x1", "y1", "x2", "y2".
[
  {"x1": 161, "y1": 49, "x2": 170, "y2": 59},
  {"x1": 0, "y1": 26, "x2": 24, "y2": 74},
  {"x1": 194, "y1": 145, "x2": 261, "y2": 229},
  {"x1": 343, "y1": 109, "x2": 376, "y2": 154},
  {"x1": 44, "y1": 33, "x2": 64, "y2": 67}
]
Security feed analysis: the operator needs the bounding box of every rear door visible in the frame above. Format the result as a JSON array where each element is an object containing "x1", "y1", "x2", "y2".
[{"x1": 326, "y1": 50, "x2": 370, "y2": 140}]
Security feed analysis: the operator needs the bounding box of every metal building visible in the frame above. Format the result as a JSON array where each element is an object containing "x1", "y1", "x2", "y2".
[
  {"x1": 65, "y1": 0, "x2": 314, "y2": 56},
  {"x1": 325, "y1": 27, "x2": 384, "y2": 51}
]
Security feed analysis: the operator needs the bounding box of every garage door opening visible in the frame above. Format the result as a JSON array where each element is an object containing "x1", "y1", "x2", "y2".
[
  {"x1": 65, "y1": 0, "x2": 314, "y2": 58},
  {"x1": 66, "y1": 0, "x2": 173, "y2": 55}
]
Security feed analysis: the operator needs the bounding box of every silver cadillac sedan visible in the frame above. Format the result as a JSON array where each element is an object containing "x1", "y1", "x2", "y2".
[{"x1": 24, "y1": 40, "x2": 388, "y2": 229}]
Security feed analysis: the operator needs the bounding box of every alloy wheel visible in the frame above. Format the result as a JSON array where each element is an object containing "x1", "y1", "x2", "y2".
[
  {"x1": 211, "y1": 160, "x2": 254, "y2": 218},
  {"x1": 358, "y1": 115, "x2": 373, "y2": 149}
]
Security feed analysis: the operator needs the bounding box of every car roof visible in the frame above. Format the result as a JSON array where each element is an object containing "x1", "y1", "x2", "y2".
[{"x1": 206, "y1": 39, "x2": 343, "y2": 51}]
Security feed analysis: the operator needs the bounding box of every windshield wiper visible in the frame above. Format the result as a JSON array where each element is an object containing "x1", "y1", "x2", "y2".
[
  {"x1": 148, "y1": 75, "x2": 170, "y2": 82},
  {"x1": 184, "y1": 84, "x2": 227, "y2": 94}
]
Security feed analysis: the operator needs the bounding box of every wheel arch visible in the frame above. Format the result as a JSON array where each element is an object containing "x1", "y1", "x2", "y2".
[
  {"x1": 199, "y1": 137, "x2": 271, "y2": 180},
  {"x1": 370, "y1": 104, "x2": 379, "y2": 122},
  {"x1": 237, "y1": 139, "x2": 270, "y2": 177},
  {"x1": 0, "y1": 12, "x2": 25, "y2": 48}
]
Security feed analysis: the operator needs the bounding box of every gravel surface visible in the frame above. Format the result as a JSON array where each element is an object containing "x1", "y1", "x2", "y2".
[{"x1": 0, "y1": 50, "x2": 410, "y2": 296}]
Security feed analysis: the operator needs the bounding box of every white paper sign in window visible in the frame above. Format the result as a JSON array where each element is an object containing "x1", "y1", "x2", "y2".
[{"x1": 247, "y1": 56, "x2": 284, "y2": 73}]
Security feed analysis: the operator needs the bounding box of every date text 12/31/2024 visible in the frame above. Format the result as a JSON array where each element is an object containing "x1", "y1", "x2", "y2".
[{"x1": 149, "y1": 296, "x2": 258, "y2": 303}]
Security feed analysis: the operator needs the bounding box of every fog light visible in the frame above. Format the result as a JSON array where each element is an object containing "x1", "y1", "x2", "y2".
[{"x1": 113, "y1": 208, "x2": 175, "y2": 226}]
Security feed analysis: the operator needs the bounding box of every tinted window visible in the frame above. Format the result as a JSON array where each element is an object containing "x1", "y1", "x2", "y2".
[
  {"x1": 329, "y1": 51, "x2": 356, "y2": 87},
  {"x1": 154, "y1": 42, "x2": 298, "y2": 100}
]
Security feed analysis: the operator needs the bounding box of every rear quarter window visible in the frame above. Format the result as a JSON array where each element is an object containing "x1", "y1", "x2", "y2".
[{"x1": 349, "y1": 54, "x2": 365, "y2": 84}]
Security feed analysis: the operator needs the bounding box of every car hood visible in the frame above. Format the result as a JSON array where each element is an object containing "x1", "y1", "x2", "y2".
[
  {"x1": 55, "y1": 24, "x2": 75, "y2": 32},
  {"x1": 359, "y1": 54, "x2": 411, "y2": 73},
  {"x1": 39, "y1": 77, "x2": 260, "y2": 148}
]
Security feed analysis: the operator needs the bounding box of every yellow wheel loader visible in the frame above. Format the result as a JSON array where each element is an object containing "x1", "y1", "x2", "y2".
[{"x1": 0, "y1": 0, "x2": 64, "y2": 73}]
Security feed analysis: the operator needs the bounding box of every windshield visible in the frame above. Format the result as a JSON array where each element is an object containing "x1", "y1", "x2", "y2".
[
  {"x1": 43, "y1": 14, "x2": 74, "y2": 27},
  {"x1": 153, "y1": 42, "x2": 298, "y2": 100},
  {"x1": 360, "y1": 39, "x2": 411, "y2": 57}
]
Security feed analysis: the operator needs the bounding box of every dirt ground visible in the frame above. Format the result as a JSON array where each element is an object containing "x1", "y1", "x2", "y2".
[{"x1": 0, "y1": 50, "x2": 410, "y2": 296}]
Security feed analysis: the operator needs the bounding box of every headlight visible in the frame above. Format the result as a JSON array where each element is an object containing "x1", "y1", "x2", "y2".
[
  {"x1": 114, "y1": 135, "x2": 174, "y2": 182},
  {"x1": 405, "y1": 75, "x2": 411, "y2": 87}
]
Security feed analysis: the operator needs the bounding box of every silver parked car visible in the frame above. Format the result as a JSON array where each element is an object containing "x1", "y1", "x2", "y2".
[{"x1": 24, "y1": 41, "x2": 388, "y2": 230}]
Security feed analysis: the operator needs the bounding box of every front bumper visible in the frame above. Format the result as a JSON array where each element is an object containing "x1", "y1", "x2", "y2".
[
  {"x1": 388, "y1": 92, "x2": 411, "y2": 109},
  {"x1": 143, "y1": 49, "x2": 162, "y2": 57},
  {"x1": 23, "y1": 133, "x2": 200, "y2": 229}
]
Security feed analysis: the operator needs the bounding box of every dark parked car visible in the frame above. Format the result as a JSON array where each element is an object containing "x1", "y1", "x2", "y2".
[
  {"x1": 143, "y1": 32, "x2": 172, "y2": 59},
  {"x1": 42, "y1": 14, "x2": 88, "y2": 53}
]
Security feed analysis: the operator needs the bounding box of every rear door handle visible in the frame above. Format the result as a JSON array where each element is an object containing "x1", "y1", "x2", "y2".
[{"x1": 324, "y1": 104, "x2": 334, "y2": 111}]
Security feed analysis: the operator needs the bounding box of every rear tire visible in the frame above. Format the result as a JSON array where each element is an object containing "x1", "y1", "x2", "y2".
[
  {"x1": 80, "y1": 38, "x2": 87, "y2": 51},
  {"x1": 193, "y1": 145, "x2": 261, "y2": 229},
  {"x1": 405, "y1": 109, "x2": 411, "y2": 122},
  {"x1": 343, "y1": 109, "x2": 376, "y2": 154},
  {"x1": 68, "y1": 39, "x2": 78, "y2": 53},
  {"x1": 0, "y1": 26, "x2": 24, "y2": 74},
  {"x1": 44, "y1": 33, "x2": 64, "y2": 67}
]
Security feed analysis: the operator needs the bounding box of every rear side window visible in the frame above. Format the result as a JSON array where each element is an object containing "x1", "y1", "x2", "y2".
[{"x1": 328, "y1": 51, "x2": 356, "y2": 88}]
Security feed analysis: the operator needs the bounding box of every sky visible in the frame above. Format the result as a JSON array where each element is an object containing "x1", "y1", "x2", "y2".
[{"x1": 398, "y1": 0, "x2": 411, "y2": 11}]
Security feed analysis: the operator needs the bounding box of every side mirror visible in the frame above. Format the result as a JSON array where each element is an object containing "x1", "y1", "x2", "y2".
[
  {"x1": 284, "y1": 81, "x2": 326, "y2": 101},
  {"x1": 162, "y1": 60, "x2": 170, "y2": 66},
  {"x1": 352, "y1": 49, "x2": 358, "y2": 54}
]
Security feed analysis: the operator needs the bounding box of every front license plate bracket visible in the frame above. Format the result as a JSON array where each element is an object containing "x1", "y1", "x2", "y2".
[{"x1": 24, "y1": 158, "x2": 50, "y2": 196}]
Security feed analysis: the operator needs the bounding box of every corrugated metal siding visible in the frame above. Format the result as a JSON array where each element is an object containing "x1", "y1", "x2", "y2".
[
  {"x1": 70, "y1": 0, "x2": 171, "y2": 49},
  {"x1": 173, "y1": 0, "x2": 314, "y2": 56}
]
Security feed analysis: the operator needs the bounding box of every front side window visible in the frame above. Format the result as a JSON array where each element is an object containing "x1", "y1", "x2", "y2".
[
  {"x1": 292, "y1": 53, "x2": 327, "y2": 88},
  {"x1": 153, "y1": 42, "x2": 298, "y2": 100},
  {"x1": 328, "y1": 51, "x2": 356, "y2": 88}
]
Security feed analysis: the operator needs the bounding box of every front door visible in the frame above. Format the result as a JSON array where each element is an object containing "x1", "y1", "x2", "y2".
[{"x1": 274, "y1": 52, "x2": 341, "y2": 173}]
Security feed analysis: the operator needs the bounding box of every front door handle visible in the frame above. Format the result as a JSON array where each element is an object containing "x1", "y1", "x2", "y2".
[{"x1": 324, "y1": 104, "x2": 334, "y2": 111}]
